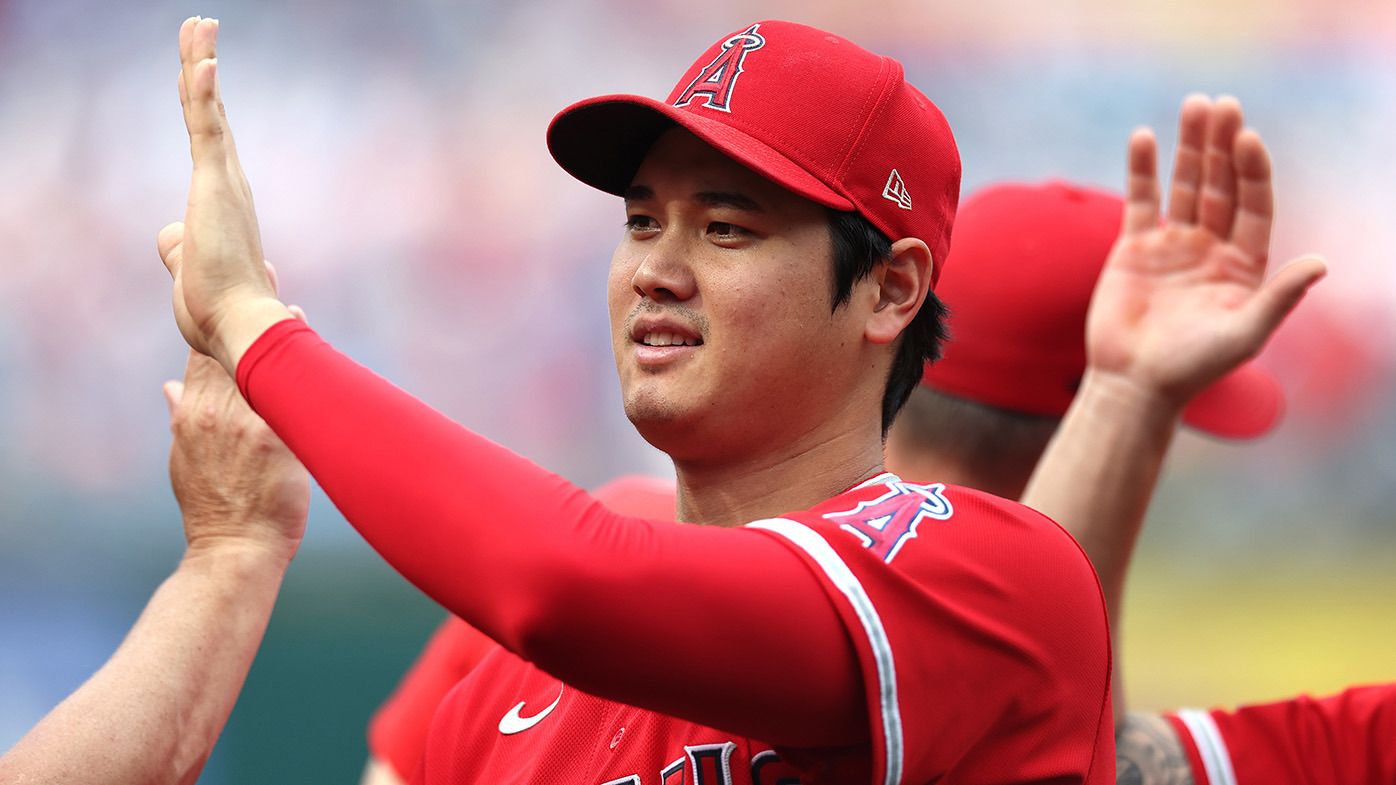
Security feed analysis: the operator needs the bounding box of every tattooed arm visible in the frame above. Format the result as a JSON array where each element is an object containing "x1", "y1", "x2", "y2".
[{"x1": 1115, "y1": 714, "x2": 1194, "y2": 785}]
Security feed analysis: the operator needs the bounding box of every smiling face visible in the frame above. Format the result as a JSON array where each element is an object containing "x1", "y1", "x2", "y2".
[{"x1": 609, "y1": 128, "x2": 876, "y2": 463}]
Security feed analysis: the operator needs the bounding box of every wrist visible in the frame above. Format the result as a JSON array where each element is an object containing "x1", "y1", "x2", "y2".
[
  {"x1": 183, "y1": 531, "x2": 299, "y2": 575},
  {"x1": 209, "y1": 296, "x2": 295, "y2": 374},
  {"x1": 1075, "y1": 369, "x2": 1186, "y2": 434}
]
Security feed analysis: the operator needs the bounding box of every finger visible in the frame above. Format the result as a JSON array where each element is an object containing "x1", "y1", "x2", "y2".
[
  {"x1": 1230, "y1": 129, "x2": 1274, "y2": 264},
  {"x1": 157, "y1": 221, "x2": 185, "y2": 266},
  {"x1": 1165, "y1": 94, "x2": 1211, "y2": 225},
  {"x1": 177, "y1": 17, "x2": 200, "y2": 125},
  {"x1": 1197, "y1": 96, "x2": 1244, "y2": 239},
  {"x1": 178, "y1": 69, "x2": 191, "y2": 130},
  {"x1": 185, "y1": 18, "x2": 227, "y2": 167},
  {"x1": 1239, "y1": 255, "x2": 1327, "y2": 345},
  {"x1": 288, "y1": 304, "x2": 309, "y2": 324},
  {"x1": 1122, "y1": 128, "x2": 1160, "y2": 235},
  {"x1": 163, "y1": 380, "x2": 185, "y2": 416}
]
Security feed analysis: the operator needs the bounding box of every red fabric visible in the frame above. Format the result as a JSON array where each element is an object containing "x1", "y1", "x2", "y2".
[
  {"x1": 369, "y1": 618, "x2": 496, "y2": 780},
  {"x1": 238, "y1": 319, "x2": 1111, "y2": 784},
  {"x1": 1169, "y1": 684, "x2": 1396, "y2": 785},
  {"x1": 368, "y1": 476, "x2": 680, "y2": 780},
  {"x1": 1163, "y1": 714, "x2": 1213, "y2": 785}
]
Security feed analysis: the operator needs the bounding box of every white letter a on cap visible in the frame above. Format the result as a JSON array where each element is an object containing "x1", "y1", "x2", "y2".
[{"x1": 883, "y1": 169, "x2": 913, "y2": 211}]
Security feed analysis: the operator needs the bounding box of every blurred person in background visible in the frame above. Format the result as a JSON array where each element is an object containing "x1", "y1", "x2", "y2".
[
  {"x1": 898, "y1": 171, "x2": 1395, "y2": 784},
  {"x1": 0, "y1": 349, "x2": 310, "y2": 785}
]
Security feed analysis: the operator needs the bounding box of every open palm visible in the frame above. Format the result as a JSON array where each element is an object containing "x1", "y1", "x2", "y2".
[
  {"x1": 1086, "y1": 96, "x2": 1326, "y2": 405},
  {"x1": 159, "y1": 17, "x2": 286, "y2": 371}
]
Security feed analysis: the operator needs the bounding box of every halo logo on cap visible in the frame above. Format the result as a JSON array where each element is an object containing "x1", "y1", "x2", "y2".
[{"x1": 672, "y1": 23, "x2": 766, "y2": 113}]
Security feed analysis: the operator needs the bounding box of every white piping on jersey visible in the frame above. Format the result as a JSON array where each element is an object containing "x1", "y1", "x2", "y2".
[
  {"x1": 1176, "y1": 709, "x2": 1237, "y2": 785},
  {"x1": 853, "y1": 471, "x2": 901, "y2": 490},
  {"x1": 746, "y1": 517, "x2": 903, "y2": 785}
]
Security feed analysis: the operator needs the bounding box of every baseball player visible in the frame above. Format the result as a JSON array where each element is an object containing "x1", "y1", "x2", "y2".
[
  {"x1": 155, "y1": 15, "x2": 1315, "y2": 784},
  {"x1": 361, "y1": 158, "x2": 1345, "y2": 785},
  {"x1": 896, "y1": 175, "x2": 1392, "y2": 785},
  {"x1": 0, "y1": 349, "x2": 310, "y2": 784}
]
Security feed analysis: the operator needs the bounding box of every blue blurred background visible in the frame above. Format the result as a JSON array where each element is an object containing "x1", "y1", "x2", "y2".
[{"x1": 2, "y1": 0, "x2": 1394, "y2": 781}]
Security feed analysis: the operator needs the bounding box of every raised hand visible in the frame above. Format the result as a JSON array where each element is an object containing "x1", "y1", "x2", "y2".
[
  {"x1": 161, "y1": 17, "x2": 290, "y2": 373},
  {"x1": 1086, "y1": 95, "x2": 1326, "y2": 408}
]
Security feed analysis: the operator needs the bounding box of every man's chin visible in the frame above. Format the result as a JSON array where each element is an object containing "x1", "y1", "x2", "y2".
[{"x1": 624, "y1": 394, "x2": 705, "y2": 449}]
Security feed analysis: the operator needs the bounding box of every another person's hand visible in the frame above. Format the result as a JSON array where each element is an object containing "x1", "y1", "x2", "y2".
[
  {"x1": 160, "y1": 16, "x2": 291, "y2": 372},
  {"x1": 1086, "y1": 95, "x2": 1326, "y2": 410},
  {"x1": 166, "y1": 348, "x2": 309, "y2": 563}
]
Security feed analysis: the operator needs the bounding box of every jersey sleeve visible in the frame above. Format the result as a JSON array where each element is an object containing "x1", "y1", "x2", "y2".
[
  {"x1": 236, "y1": 320, "x2": 864, "y2": 749},
  {"x1": 748, "y1": 481, "x2": 1114, "y2": 785},
  {"x1": 369, "y1": 617, "x2": 497, "y2": 780},
  {"x1": 1166, "y1": 683, "x2": 1396, "y2": 785}
]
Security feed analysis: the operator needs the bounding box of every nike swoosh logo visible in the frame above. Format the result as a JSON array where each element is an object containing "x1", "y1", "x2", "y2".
[{"x1": 498, "y1": 686, "x2": 564, "y2": 735}]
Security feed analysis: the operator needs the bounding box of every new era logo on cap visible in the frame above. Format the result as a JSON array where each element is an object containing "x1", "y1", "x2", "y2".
[{"x1": 883, "y1": 169, "x2": 912, "y2": 211}]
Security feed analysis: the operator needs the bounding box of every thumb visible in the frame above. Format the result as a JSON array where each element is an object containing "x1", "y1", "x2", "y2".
[
  {"x1": 157, "y1": 221, "x2": 185, "y2": 277},
  {"x1": 163, "y1": 380, "x2": 185, "y2": 416},
  {"x1": 1241, "y1": 255, "x2": 1328, "y2": 344}
]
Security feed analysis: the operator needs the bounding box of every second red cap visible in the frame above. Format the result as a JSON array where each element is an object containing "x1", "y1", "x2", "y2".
[{"x1": 923, "y1": 180, "x2": 1284, "y2": 439}]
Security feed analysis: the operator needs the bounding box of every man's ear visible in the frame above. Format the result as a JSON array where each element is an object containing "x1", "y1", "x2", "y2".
[{"x1": 865, "y1": 238, "x2": 933, "y2": 346}]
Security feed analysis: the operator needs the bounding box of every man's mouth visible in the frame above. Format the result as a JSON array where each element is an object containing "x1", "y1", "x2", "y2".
[{"x1": 639, "y1": 332, "x2": 703, "y2": 347}]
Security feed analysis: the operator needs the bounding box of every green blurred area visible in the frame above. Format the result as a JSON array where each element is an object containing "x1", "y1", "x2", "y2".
[{"x1": 213, "y1": 548, "x2": 446, "y2": 784}]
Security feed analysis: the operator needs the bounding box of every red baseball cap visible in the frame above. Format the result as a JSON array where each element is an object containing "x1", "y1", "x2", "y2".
[
  {"x1": 923, "y1": 180, "x2": 1284, "y2": 439},
  {"x1": 546, "y1": 20, "x2": 962, "y2": 283}
]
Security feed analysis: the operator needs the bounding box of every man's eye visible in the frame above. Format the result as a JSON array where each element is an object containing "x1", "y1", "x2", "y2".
[
  {"x1": 625, "y1": 215, "x2": 658, "y2": 231},
  {"x1": 708, "y1": 222, "x2": 747, "y2": 238}
]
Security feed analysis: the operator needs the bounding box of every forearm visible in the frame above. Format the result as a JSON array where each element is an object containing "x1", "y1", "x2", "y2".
[
  {"x1": 235, "y1": 320, "x2": 863, "y2": 745},
  {"x1": 1021, "y1": 369, "x2": 1181, "y2": 724},
  {"x1": 0, "y1": 542, "x2": 290, "y2": 785}
]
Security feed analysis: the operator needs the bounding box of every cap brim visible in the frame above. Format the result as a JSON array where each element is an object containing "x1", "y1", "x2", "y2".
[
  {"x1": 1182, "y1": 362, "x2": 1285, "y2": 440},
  {"x1": 547, "y1": 94, "x2": 855, "y2": 211}
]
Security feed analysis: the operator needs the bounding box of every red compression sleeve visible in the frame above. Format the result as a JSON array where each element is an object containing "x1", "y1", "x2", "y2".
[{"x1": 237, "y1": 320, "x2": 864, "y2": 747}]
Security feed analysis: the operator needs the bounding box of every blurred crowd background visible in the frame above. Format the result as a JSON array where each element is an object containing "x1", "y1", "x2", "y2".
[{"x1": 2, "y1": 0, "x2": 1395, "y2": 782}]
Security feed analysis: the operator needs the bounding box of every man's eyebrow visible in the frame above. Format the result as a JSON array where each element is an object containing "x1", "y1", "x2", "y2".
[
  {"x1": 695, "y1": 191, "x2": 763, "y2": 212},
  {"x1": 621, "y1": 186, "x2": 763, "y2": 212}
]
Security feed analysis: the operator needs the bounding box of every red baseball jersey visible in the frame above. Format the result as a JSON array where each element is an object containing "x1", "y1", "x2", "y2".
[
  {"x1": 371, "y1": 476, "x2": 682, "y2": 779},
  {"x1": 1166, "y1": 684, "x2": 1396, "y2": 785},
  {"x1": 238, "y1": 320, "x2": 1114, "y2": 785},
  {"x1": 403, "y1": 475, "x2": 1114, "y2": 785}
]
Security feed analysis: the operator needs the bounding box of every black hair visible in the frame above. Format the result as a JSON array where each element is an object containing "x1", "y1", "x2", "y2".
[{"x1": 827, "y1": 209, "x2": 950, "y2": 434}]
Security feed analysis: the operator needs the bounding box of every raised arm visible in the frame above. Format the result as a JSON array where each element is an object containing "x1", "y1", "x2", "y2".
[
  {"x1": 157, "y1": 17, "x2": 868, "y2": 748},
  {"x1": 1021, "y1": 95, "x2": 1325, "y2": 729},
  {"x1": 0, "y1": 351, "x2": 309, "y2": 785}
]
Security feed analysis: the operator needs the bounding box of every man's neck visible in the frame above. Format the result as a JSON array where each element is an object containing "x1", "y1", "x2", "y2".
[
  {"x1": 672, "y1": 423, "x2": 886, "y2": 527},
  {"x1": 884, "y1": 451, "x2": 1030, "y2": 501}
]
